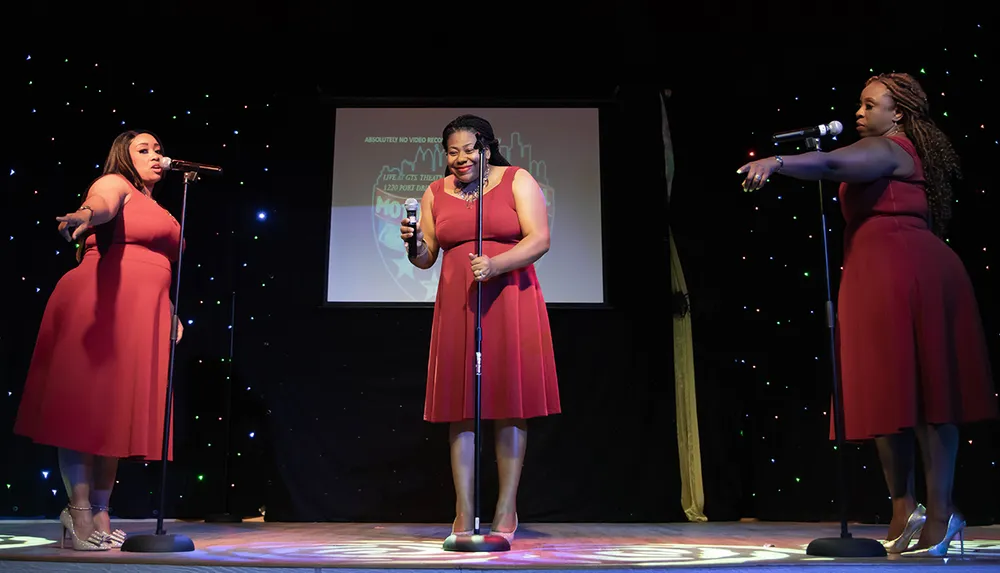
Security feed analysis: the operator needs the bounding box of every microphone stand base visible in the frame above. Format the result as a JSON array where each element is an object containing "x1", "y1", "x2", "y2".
[
  {"x1": 806, "y1": 536, "x2": 887, "y2": 558},
  {"x1": 443, "y1": 532, "x2": 511, "y2": 553},
  {"x1": 120, "y1": 533, "x2": 196, "y2": 553}
]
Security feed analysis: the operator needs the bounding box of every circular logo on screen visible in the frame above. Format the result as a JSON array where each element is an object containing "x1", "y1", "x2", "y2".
[{"x1": 372, "y1": 133, "x2": 555, "y2": 302}]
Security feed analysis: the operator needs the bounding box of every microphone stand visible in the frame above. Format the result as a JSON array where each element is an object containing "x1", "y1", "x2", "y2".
[
  {"x1": 799, "y1": 136, "x2": 885, "y2": 558},
  {"x1": 121, "y1": 170, "x2": 200, "y2": 553},
  {"x1": 443, "y1": 144, "x2": 510, "y2": 553}
]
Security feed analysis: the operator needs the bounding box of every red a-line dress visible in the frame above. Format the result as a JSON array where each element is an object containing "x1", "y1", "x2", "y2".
[
  {"x1": 423, "y1": 166, "x2": 561, "y2": 422},
  {"x1": 15, "y1": 177, "x2": 182, "y2": 460},
  {"x1": 833, "y1": 135, "x2": 996, "y2": 440}
]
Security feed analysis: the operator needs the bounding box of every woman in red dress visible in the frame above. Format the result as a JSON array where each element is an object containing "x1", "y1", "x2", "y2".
[
  {"x1": 14, "y1": 131, "x2": 183, "y2": 551},
  {"x1": 399, "y1": 115, "x2": 560, "y2": 543},
  {"x1": 738, "y1": 73, "x2": 995, "y2": 557}
]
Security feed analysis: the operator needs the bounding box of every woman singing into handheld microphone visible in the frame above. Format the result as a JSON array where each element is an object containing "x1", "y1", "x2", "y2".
[{"x1": 399, "y1": 114, "x2": 561, "y2": 543}]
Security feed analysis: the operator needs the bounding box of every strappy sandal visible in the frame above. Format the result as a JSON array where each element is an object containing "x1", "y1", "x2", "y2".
[
  {"x1": 59, "y1": 504, "x2": 112, "y2": 551},
  {"x1": 92, "y1": 504, "x2": 127, "y2": 548}
]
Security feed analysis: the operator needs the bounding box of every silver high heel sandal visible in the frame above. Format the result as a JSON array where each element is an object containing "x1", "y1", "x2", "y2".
[
  {"x1": 92, "y1": 504, "x2": 127, "y2": 548},
  {"x1": 902, "y1": 512, "x2": 966, "y2": 558},
  {"x1": 59, "y1": 504, "x2": 111, "y2": 551},
  {"x1": 884, "y1": 504, "x2": 926, "y2": 554}
]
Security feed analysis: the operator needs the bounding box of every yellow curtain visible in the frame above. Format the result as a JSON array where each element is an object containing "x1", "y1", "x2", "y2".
[{"x1": 663, "y1": 89, "x2": 706, "y2": 522}]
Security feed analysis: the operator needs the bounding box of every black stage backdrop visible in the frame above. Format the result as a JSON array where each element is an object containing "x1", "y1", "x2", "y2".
[
  {"x1": 3, "y1": 10, "x2": 679, "y2": 522},
  {"x1": 8, "y1": 1, "x2": 994, "y2": 528},
  {"x1": 667, "y1": 10, "x2": 999, "y2": 525},
  {"x1": 2, "y1": 62, "x2": 675, "y2": 520},
  {"x1": 239, "y1": 86, "x2": 677, "y2": 522}
]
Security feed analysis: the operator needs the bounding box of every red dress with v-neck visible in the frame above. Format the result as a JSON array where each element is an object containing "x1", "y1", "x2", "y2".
[{"x1": 423, "y1": 166, "x2": 561, "y2": 422}]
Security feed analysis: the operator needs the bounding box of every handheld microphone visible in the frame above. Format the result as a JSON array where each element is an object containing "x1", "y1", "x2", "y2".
[
  {"x1": 161, "y1": 157, "x2": 223, "y2": 174},
  {"x1": 772, "y1": 121, "x2": 843, "y2": 143},
  {"x1": 404, "y1": 198, "x2": 419, "y2": 259}
]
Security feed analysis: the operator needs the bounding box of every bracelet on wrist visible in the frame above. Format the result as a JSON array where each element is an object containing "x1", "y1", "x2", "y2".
[
  {"x1": 774, "y1": 156, "x2": 784, "y2": 172},
  {"x1": 79, "y1": 205, "x2": 95, "y2": 222}
]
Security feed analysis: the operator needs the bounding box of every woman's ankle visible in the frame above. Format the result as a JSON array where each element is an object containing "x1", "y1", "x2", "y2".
[{"x1": 891, "y1": 497, "x2": 917, "y2": 517}]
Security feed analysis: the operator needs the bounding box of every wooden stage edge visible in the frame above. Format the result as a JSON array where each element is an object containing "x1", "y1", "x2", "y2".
[{"x1": 1, "y1": 518, "x2": 999, "y2": 572}]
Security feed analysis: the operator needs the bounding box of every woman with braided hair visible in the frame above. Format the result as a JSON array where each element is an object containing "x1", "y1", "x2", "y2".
[
  {"x1": 399, "y1": 114, "x2": 560, "y2": 543},
  {"x1": 737, "y1": 73, "x2": 995, "y2": 557}
]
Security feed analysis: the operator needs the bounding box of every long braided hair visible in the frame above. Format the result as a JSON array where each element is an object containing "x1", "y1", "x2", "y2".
[
  {"x1": 440, "y1": 114, "x2": 511, "y2": 176},
  {"x1": 867, "y1": 73, "x2": 962, "y2": 237}
]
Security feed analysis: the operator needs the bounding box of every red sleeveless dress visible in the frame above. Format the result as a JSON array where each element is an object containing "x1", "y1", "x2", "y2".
[
  {"x1": 834, "y1": 136, "x2": 996, "y2": 440},
  {"x1": 14, "y1": 178, "x2": 182, "y2": 460},
  {"x1": 423, "y1": 166, "x2": 561, "y2": 422}
]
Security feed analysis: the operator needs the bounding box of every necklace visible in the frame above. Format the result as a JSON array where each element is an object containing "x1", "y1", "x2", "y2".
[{"x1": 456, "y1": 164, "x2": 490, "y2": 209}]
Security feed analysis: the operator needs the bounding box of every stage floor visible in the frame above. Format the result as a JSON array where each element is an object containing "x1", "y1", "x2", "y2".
[{"x1": 1, "y1": 518, "x2": 999, "y2": 572}]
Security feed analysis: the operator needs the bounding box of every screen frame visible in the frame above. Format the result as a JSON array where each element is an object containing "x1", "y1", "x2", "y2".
[{"x1": 321, "y1": 96, "x2": 614, "y2": 310}]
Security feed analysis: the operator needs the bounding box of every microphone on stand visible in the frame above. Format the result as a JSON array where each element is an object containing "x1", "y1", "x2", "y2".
[
  {"x1": 785, "y1": 120, "x2": 886, "y2": 559},
  {"x1": 404, "y1": 198, "x2": 419, "y2": 259},
  {"x1": 772, "y1": 121, "x2": 843, "y2": 143},
  {"x1": 443, "y1": 126, "x2": 511, "y2": 554},
  {"x1": 474, "y1": 131, "x2": 488, "y2": 150},
  {"x1": 161, "y1": 157, "x2": 223, "y2": 174}
]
